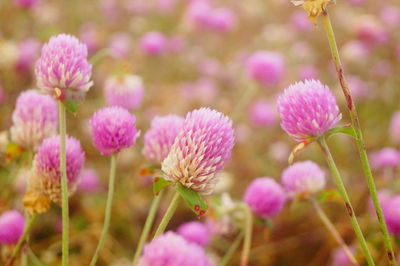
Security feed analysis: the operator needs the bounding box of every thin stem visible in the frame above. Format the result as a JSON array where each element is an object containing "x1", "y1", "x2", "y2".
[
  {"x1": 89, "y1": 48, "x2": 112, "y2": 65},
  {"x1": 58, "y1": 101, "x2": 69, "y2": 266},
  {"x1": 153, "y1": 191, "x2": 180, "y2": 238},
  {"x1": 6, "y1": 214, "x2": 37, "y2": 266},
  {"x1": 220, "y1": 231, "x2": 244, "y2": 266},
  {"x1": 132, "y1": 190, "x2": 165, "y2": 265},
  {"x1": 319, "y1": 137, "x2": 374, "y2": 266},
  {"x1": 90, "y1": 154, "x2": 118, "y2": 266},
  {"x1": 28, "y1": 248, "x2": 46, "y2": 266},
  {"x1": 321, "y1": 12, "x2": 396, "y2": 265},
  {"x1": 311, "y1": 199, "x2": 358, "y2": 265},
  {"x1": 240, "y1": 204, "x2": 253, "y2": 266}
]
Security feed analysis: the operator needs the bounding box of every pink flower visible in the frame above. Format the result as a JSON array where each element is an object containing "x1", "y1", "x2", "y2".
[
  {"x1": 77, "y1": 168, "x2": 101, "y2": 193},
  {"x1": 331, "y1": 246, "x2": 356, "y2": 266},
  {"x1": 16, "y1": 38, "x2": 41, "y2": 73},
  {"x1": 277, "y1": 79, "x2": 341, "y2": 142},
  {"x1": 298, "y1": 65, "x2": 319, "y2": 80},
  {"x1": 162, "y1": 108, "x2": 234, "y2": 195},
  {"x1": 370, "y1": 148, "x2": 400, "y2": 170},
  {"x1": 0, "y1": 211, "x2": 25, "y2": 245},
  {"x1": 248, "y1": 99, "x2": 277, "y2": 127},
  {"x1": 108, "y1": 32, "x2": 132, "y2": 59},
  {"x1": 11, "y1": 90, "x2": 58, "y2": 149},
  {"x1": 246, "y1": 51, "x2": 286, "y2": 86},
  {"x1": 389, "y1": 111, "x2": 400, "y2": 144},
  {"x1": 138, "y1": 231, "x2": 213, "y2": 266},
  {"x1": 290, "y1": 11, "x2": 312, "y2": 32},
  {"x1": 139, "y1": 31, "x2": 167, "y2": 56},
  {"x1": 103, "y1": 74, "x2": 145, "y2": 111},
  {"x1": 177, "y1": 221, "x2": 211, "y2": 246},
  {"x1": 35, "y1": 34, "x2": 93, "y2": 100},
  {"x1": 143, "y1": 115, "x2": 184, "y2": 164},
  {"x1": 90, "y1": 106, "x2": 139, "y2": 156},
  {"x1": 244, "y1": 177, "x2": 286, "y2": 219},
  {"x1": 383, "y1": 196, "x2": 400, "y2": 238},
  {"x1": 13, "y1": 0, "x2": 39, "y2": 8}
]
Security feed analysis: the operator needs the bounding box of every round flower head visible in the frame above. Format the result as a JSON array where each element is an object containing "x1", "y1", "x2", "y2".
[
  {"x1": 244, "y1": 177, "x2": 286, "y2": 219},
  {"x1": 90, "y1": 106, "x2": 138, "y2": 155},
  {"x1": 389, "y1": 111, "x2": 400, "y2": 144},
  {"x1": 0, "y1": 210, "x2": 25, "y2": 245},
  {"x1": 281, "y1": 161, "x2": 326, "y2": 196},
  {"x1": 139, "y1": 31, "x2": 167, "y2": 56},
  {"x1": 11, "y1": 90, "x2": 58, "y2": 149},
  {"x1": 248, "y1": 99, "x2": 277, "y2": 127},
  {"x1": 143, "y1": 115, "x2": 184, "y2": 164},
  {"x1": 246, "y1": 51, "x2": 286, "y2": 86},
  {"x1": 103, "y1": 74, "x2": 144, "y2": 111},
  {"x1": 32, "y1": 135, "x2": 85, "y2": 204},
  {"x1": 277, "y1": 79, "x2": 342, "y2": 142},
  {"x1": 370, "y1": 148, "x2": 400, "y2": 170},
  {"x1": 13, "y1": 0, "x2": 39, "y2": 8},
  {"x1": 138, "y1": 231, "x2": 213, "y2": 266},
  {"x1": 16, "y1": 38, "x2": 40, "y2": 73},
  {"x1": 35, "y1": 34, "x2": 93, "y2": 100},
  {"x1": 177, "y1": 221, "x2": 211, "y2": 247},
  {"x1": 108, "y1": 32, "x2": 132, "y2": 59},
  {"x1": 77, "y1": 168, "x2": 101, "y2": 193},
  {"x1": 161, "y1": 108, "x2": 234, "y2": 195},
  {"x1": 383, "y1": 196, "x2": 400, "y2": 238}
]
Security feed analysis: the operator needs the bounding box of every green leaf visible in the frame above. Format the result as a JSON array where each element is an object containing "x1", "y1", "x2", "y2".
[
  {"x1": 316, "y1": 189, "x2": 341, "y2": 203},
  {"x1": 255, "y1": 217, "x2": 273, "y2": 228},
  {"x1": 325, "y1": 125, "x2": 357, "y2": 139},
  {"x1": 153, "y1": 177, "x2": 172, "y2": 195},
  {"x1": 64, "y1": 99, "x2": 80, "y2": 114},
  {"x1": 176, "y1": 183, "x2": 208, "y2": 217},
  {"x1": 395, "y1": 237, "x2": 400, "y2": 246}
]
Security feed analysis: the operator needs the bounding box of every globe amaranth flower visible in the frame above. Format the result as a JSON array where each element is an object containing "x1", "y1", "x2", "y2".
[
  {"x1": 77, "y1": 168, "x2": 101, "y2": 193},
  {"x1": 143, "y1": 115, "x2": 184, "y2": 164},
  {"x1": 277, "y1": 79, "x2": 342, "y2": 142},
  {"x1": 138, "y1": 231, "x2": 213, "y2": 266},
  {"x1": 0, "y1": 210, "x2": 25, "y2": 245},
  {"x1": 10, "y1": 90, "x2": 58, "y2": 149},
  {"x1": 161, "y1": 108, "x2": 234, "y2": 195},
  {"x1": 246, "y1": 51, "x2": 286, "y2": 86},
  {"x1": 383, "y1": 195, "x2": 400, "y2": 238},
  {"x1": 281, "y1": 161, "x2": 326, "y2": 196},
  {"x1": 370, "y1": 148, "x2": 400, "y2": 170},
  {"x1": 31, "y1": 135, "x2": 85, "y2": 204},
  {"x1": 90, "y1": 106, "x2": 139, "y2": 156},
  {"x1": 103, "y1": 74, "x2": 144, "y2": 111},
  {"x1": 35, "y1": 34, "x2": 93, "y2": 100},
  {"x1": 177, "y1": 221, "x2": 211, "y2": 247},
  {"x1": 243, "y1": 177, "x2": 286, "y2": 219},
  {"x1": 139, "y1": 31, "x2": 167, "y2": 56}
]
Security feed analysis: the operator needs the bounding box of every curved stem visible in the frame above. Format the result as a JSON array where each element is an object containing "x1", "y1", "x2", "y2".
[
  {"x1": 58, "y1": 101, "x2": 69, "y2": 266},
  {"x1": 90, "y1": 154, "x2": 117, "y2": 266},
  {"x1": 321, "y1": 12, "x2": 396, "y2": 265},
  {"x1": 240, "y1": 204, "x2": 253, "y2": 266},
  {"x1": 319, "y1": 137, "x2": 374, "y2": 265},
  {"x1": 6, "y1": 214, "x2": 37, "y2": 266},
  {"x1": 220, "y1": 231, "x2": 244, "y2": 266},
  {"x1": 132, "y1": 190, "x2": 165, "y2": 265},
  {"x1": 311, "y1": 199, "x2": 358, "y2": 265},
  {"x1": 153, "y1": 191, "x2": 180, "y2": 238}
]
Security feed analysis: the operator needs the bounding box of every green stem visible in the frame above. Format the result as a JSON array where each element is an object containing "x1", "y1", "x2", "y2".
[
  {"x1": 319, "y1": 137, "x2": 374, "y2": 265},
  {"x1": 58, "y1": 101, "x2": 69, "y2": 266},
  {"x1": 311, "y1": 199, "x2": 358, "y2": 265},
  {"x1": 240, "y1": 204, "x2": 253, "y2": 266},
  {"x1": 28, "y1": 248, "x2": 46, "y2": 266},
  {"x1": 6, "y1": 215, "x2": 37, "y2": 266},
  {"x1": 219, "y1": 231, "x2": 244, "y2": 266},
  {"x1": 132, "y1": 190, "x2": 165, "y2": 265},
  {"x1": 89, "y1": 48, "x2": 112, "y2": 65},
  {"x1": 90, "y1": 154, "x2": 118, "y2": 266},
  {"x1": 153, "y1": 191, "x2": 180, "y2": 238},
  {"x1": 321, "y1": 12, "x2": 396, "y2": 265}
]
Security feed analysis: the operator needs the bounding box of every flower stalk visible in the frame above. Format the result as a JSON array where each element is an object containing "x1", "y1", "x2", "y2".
[
  {"x1": 240, "y1": 204, "x2": 253, "y2": 266},
  {"x1": 153, "y1": 191, "x2": 180, "y2": 238}
]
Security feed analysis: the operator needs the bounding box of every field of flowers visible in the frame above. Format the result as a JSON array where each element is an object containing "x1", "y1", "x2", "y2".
[{"x1": 0, "y1": 0, "x2": 400, "y2": 265}]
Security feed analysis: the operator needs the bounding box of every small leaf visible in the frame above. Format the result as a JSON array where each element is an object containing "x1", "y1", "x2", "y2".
[
  {"x1": 316, "y1": 189, "x2": 341, "y2": 203},
  {"x1": 325, "y1": 125, "x2": 357, "y2": 139},
  {"x1": 288, "y1": 138, "x2": 314, "y2": 164},
  {"x1": 176, "y1": 183, "x2": 208, "y2": 217},
  {"x1": 255, "y1": 217, "x2": 273, "y2": 228},
  {"x1": 153, "y1": 177, "x2": 172, "y2": 195},
  {"x1": 64, "y1": 99, "x2": 80, "y2": 114}
]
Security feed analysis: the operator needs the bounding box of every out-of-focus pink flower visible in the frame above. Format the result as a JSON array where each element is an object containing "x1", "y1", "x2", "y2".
[
  {"x1": 370, "y1": 148, "x2": 400, "y2": 170},
  {"x1": 162, "y1": 108, "x2": 234, "y2": 195},
  {"x1": 16, "y1": 38, "x2": 41, "y2": 73},
  {"x1": 103, "y1": 74, "x2": 144, "y2": 111},
  {"x1": 167, "y1": 35, "x2": 186, "y2": 54},
  {"x1": 198, "y1": 58, "x2": 221, "y2": 77},
  {"x1": 177, "y1": 221, "x2": 211, "y2": 246},
  {"x1": 109, "y1": 32, "x2": 132, "y2": 59},
  {"x1": 389, "y1": 111, "x2": 400, "y2": 144},
  {"x1": 347, "y1": 0, "x2": 364, "y2": 5},
  {"x1": 341, "y1": 40, "x2": 371, "y2": 63},
  {"x1": 180, "y1": 78, "x2": 219, "y2": 105},
  {"x1": 380, "y1": 7, "x2": 400, "y2": 27},
  {"x1": 290, "y1": 11, "x2": 312, "y2": 32},
  {"x1": 298, "y1": 65, "x2": 319, "y2": 80},
  {"x1": 0, "y1": 84, "x2": 4, "y2": 105},
  {"x1": 13, "y1": 0, "x2": 39, "y2": 8},
  {"x1": 80, "y1": 22, "x2": 100, "y2": 54},
  {"x1": 0, "y1": 210, "x2": 25, "y2": 245},
  {"x1": 246, "y1": 51, "x2": 286, "y2": 86},
  {"x1": 77, "y1": 168, "x2": 101, "y2": 193},
  {"x1": 209, "y1": 7, "x2": 236, "y2": 32},
  {"x1": 368, "y1": 189, "x2": 392, "y2": 214},
  {"x1": 248, "y1": 99, "x2": 277, "y2": 128},
  {"x1": 355, "y1": 17, "x2": 389, "y2": 47},
  {"x1": 156, "y1": 0, "x2": 178, "y2": 13},
  {"x1": 143, "y1": 115, "x2": 184, "y2": 164},
  {"x1": 139, "y1": 31, "x2": 167, "y2": 56},
  {"x1": 331, "y1": 246, "x2": 356, "y2": 266},
  {"x1": 347, "y1": 76, "x2": 369, "y2": 100},
  {"x1": 383, "y1": 196, "x2": 400, "y2": 238},
  {"x1": 277, "y1": 79, "x2": 341, "y2": 142}
]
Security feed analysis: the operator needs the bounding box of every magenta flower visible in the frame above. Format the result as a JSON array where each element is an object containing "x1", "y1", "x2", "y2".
[
  {"x1": 389, "y1": 111, "x2": 400, "y2": 144},
  {"x1": 277, "y1": 79, "x2": 342, "y2": 142},
  {"x1": 32, "y1": 135, "x2": 85, "y2": 204},
  {"x1": 77, "y1": 168, "x2": 101, "y2": 193},
  {"x1": 162, "y1": 108, "x2": 234, "y2": 195},
  {"x1": 13, "y1": 0, "x2": 39, "y2": 8},
  {"x1": 139, "y1": 31, "x2": 167, "y2": 56},
  {"x1": 11, "y1": 90, "x2": 58, "y2": 149},
  {"x1": 383, "y1": 196, "x2": 400, "y2": 238},
  {"x1": 370, "y1": 148, "x2": 400, "y2": 170},
  {"x1": 244, "y1": 177, "x2": 286, "y2": 219},
  {"x1": 90, "y1": 106, "x2": 139, "y2": 156},
  {"x1": 138, "y1": 231, "x2": 213, "y2": 266},
  {"x1": 281, "y1": 161, "x2": 326, "y2": 196},
  {"x1": 368, "y1": 190, "x2": 392, "y2": 214},
  {"x1": 16, "y1": 38, "x2": 40, "y2": 73},
  {"x1": 246, "y1": 51, "x2": 286, "y2": 86},
  {"x1": 35, "y1": 34, "x2": 93, "y2": 100},
  {"x1": 0, "y1": 210, "x2": 25, "y2": 245},
  {"x1": 177, "y1": 221, "x2": 211, "y2": 247},
  {"x1": 103, "y1": 74, "x2": 144, "y2": 111},
  {"x1": 248, "y1": 99, "x2": 277, "y2": 127},
  {"x1": 331, "y1": 246, "x2": 356, "y2": 266},
  {"x1": 143, "y1": 115, "x2": 184, "y2": 164}
]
